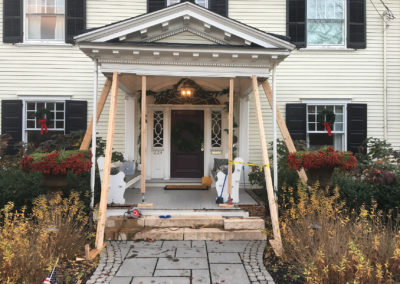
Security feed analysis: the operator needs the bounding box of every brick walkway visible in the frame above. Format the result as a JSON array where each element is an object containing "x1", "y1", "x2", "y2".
[{"x1": 87, "y1": 241, "x2": 275, "y2": 284}]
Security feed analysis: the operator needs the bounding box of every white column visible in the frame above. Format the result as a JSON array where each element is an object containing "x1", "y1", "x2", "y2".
[
  {"x1": 125, "y1": 95, "x2": 135, "y2": 161},
  {"x1": 239, "y1": 95, "x2": 250, "y2": 185},
  {"x1": 272, "y1": 64, "x2": 278, "y2": 193},
  {"x1": 90, "y1": 59, "x2": 98, "y2": 209}
]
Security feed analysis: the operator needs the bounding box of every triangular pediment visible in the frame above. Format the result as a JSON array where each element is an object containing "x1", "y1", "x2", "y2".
[{"x1": 75, "y1": 2, "x2": 294, "y2": 50}]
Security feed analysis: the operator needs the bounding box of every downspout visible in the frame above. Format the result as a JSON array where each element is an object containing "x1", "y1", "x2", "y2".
[
  {"x1": 383, "y1": 12, "x2": 388, "y2": 140},
  {"x1": 90, "y1": 59, "x2": 98, "y2": 209}
]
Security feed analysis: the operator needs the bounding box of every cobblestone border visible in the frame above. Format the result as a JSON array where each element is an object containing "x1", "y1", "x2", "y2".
[{"x1": 86, "y1": 241, "x2": 275, "y2": 284}]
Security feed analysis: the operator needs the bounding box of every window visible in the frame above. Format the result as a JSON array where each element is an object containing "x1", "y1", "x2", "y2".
[
  {"x1": 167, "y1": 0, "x2": 208, "y2": 8},
  {"x1": 211, "y1": 111, "x2": 222, "y2": 148},
  {"x1": 153, "y1": 111, "x2": 164, "y2": 148},
  {"x1": 307, "y1": 104, "x2": 346, "y2": 150},
  {"x1": 25, "y1": 0, "x2": 65, "y2": 42},
  {"x1": 25, "y1": 101, "x2": 65, "y2": 143},
  {"x1": 307, "y1": 0, "x2": 345, "y2": 46}
]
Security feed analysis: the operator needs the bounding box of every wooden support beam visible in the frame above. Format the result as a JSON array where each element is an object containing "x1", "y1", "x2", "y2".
[
  {"x1": 95, "y1": 72, "x2": 119, "y2": 250},
  {"x1": 141, "y1": 76, "x2": 147, "y2": 196},
  {"x1": 252, "y1": 75, "x2": 283, "y2": 256},
  {"x1": 227, "y1": 78, "x2": 234, "y2": 198},
  {"x1": 261, "y1": 81, "x2": 308, "y2": 185},
  {"x1": 80, "y1": 79, "x2": 112, "y2": 150}
]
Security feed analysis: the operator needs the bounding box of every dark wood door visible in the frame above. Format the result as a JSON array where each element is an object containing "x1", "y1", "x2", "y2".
[{"x1": 171, "y1": 110, "x2": 204, "y2": 178}]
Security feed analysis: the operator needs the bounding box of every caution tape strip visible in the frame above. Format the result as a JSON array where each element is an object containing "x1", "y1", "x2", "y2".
[{"x1": 228, "y1": 160, "x2": 270, "y2": 170}]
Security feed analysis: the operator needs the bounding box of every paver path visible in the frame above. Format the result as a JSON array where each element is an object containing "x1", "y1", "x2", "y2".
[{"x1": 87, "y1": 241, "x2": 275, "y2": 284}]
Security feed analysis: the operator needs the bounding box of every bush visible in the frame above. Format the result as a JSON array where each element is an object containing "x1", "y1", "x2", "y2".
[
  {"x1": 0, "y1": 193, "x2": 92, "y2": 283},
  {"x1": 280, "y1": 184, "x2": 400, "y2": 283}
]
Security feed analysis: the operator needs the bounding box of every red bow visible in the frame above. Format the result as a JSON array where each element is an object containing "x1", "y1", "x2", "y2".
[
  {"x1": 39, "y1": 119, "x2": 48, "y2": 135},
  {"x1": 324, "y1": 122, "x2": 332, "y2": 136}
]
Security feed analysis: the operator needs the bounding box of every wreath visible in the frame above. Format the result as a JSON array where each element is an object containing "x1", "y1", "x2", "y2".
[
  {"x1": 171, "y1": 120, "x2": 203, "y2": 152},
  {"x1": 35, "y1": 108, "x2": 52, "y2": 135},
  {"x1": 318, "y1": 108, "x2": 335, "y2": 136}
]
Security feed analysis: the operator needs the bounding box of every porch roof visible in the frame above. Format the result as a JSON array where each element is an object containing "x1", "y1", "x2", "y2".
[{"x1": 76, "y1": 2, "x2": 294, "y2": 78}]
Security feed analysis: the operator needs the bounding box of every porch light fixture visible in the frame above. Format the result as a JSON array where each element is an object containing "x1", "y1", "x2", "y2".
[{"x1": 179, "y1": 81, "x2": 194, "y2": 98}]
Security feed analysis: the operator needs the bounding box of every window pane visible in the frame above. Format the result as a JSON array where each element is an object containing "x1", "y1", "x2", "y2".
[
  {"x1": 308, "y1": 105, "x2": 316, "y2": 113},
  {"x1": 47, "y1": 120, "x2": 54, "y2": 128},
  {"x1": 308, "y1": 122, "x2": 316, "y2": 131},
  {"x1": 27, "y1": 103, "x2": 36, "y2": 110},
  {"x1": 41, "y1": 16, "x2": 56, "y2": 39},
  {"x1": 335, "y1": 123, "x2": 343, "y2": 131},
  {"x1": 28, "y1": 0, "x2": 38, "y2": 13},
  {"x1": 46, "y1": 102, "x2": 55, "y2": 110},
  {"x1": 27, "y1": 16, "x2": 41, "y2": 40},
  {"x1": 309, "y1": 133, "x2": 333, "y2": 150},
  {"x1": 56, "y1": 103, "x2": 64, "y2": 111},
  {"x1": 195, "y1": 0, "x2": 207, "y2": 7},
  {"x1": 56, "y1": 121, "x2": 64, "y2": 128},
  {"x1": 317, "y1": 121, "x2": 324, "y2": 131},
  {"x1": 46, "y1": 0, "x2": 56, "y2": 13},
  {"x1": 27, "y1": 120, "x2": 35, "y2": 128},
  {"x1": 37, "y1": 102, "x2": 45, "y2": 109},
  {"x1": 168, "y1": 0, "x2": 180, "y2": 5},
  {"x1": 308, "y1": 114, "x2": 316, "y2": 122},
  {"x1": 307, "y1": 21, "x2": 344, "y2": 45},
  {"x1": 56, "y1": 112, "x2": 64, "y2": 119},
  {"x1": 335, "y1": 114, "x2": 343, "y2": 122},
  {"x1": 27, "y1": 111, "x2": 36, "y2": 119},
  {"x1": 335, "y1": 106, "x2": 343, "y2": 113},
  {"x1": 56, "y1": 0, "x2": 65, "y2": 13}
]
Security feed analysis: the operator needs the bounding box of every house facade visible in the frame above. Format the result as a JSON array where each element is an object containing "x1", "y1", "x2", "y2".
[{"x1": 1, "y1": 0, "x2": 399, "y2": 182}]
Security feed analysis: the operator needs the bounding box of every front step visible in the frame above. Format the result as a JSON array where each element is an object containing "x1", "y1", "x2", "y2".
[
  {"x1": 106, "y1": 208, "x2": 250, "y2": 218},
  {"x1": 105, "y1": 215, "x2": 266, "y2": 241}
]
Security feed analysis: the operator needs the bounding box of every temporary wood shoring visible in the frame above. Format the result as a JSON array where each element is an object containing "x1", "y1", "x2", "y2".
[
  {"x1": 251, "y1": 75, "x2": 283, "y2": 256},
  {"x1": 80, "y1": 78, "x2": 112, "y2": 150},
  {"x1": 227, "y1": 78, "x2": 234, "y2": 197},
  {"x1": 261, "y1": 81, "x2": 308, "y2": 185},
  {"x1": 95, "y1": 72, "x2": 119, "y2": 250}
]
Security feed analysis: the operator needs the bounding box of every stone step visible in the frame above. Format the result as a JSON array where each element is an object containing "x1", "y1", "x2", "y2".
[
  {"x1": 105, "y1": 227, "x2": 267, "y2": 241},
  {"x1": 224, "y1": 217, "x2": 265, "y2": 230},
  {"x1": 141, "y1": 215, "x2": 224, "y2": 228}
]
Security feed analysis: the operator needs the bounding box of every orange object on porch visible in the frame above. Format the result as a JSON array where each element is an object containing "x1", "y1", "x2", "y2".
[{"x1": 202, "y1": 176, "x2": 212, "y2": 187}]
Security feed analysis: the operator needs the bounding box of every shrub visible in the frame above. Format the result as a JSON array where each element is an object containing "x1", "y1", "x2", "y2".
[
  {"x1": 280, "y1": 184, "x2": 400, "y2": 283},
  {"x1": 0, "y1": 192, "x2": 92, "y2": 284}
]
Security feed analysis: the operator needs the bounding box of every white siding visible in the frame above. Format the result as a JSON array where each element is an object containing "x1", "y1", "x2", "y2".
[{"x1": 229, "y1": 0, "x2": 400, "y2": 163}]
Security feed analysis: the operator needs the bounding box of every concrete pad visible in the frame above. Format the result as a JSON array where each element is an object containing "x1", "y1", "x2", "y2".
[
  {"x1": 110, "y1": 277, "x2": 132, "y2": 284},
  {"x1": 224, "y1": 218, "x2": 265, "y2": 230},
  {"x1": 192, "y1": 270, "x2": 211, "y2": 284},
  {"x1": 206, "y1": 241, "x2": 248, "y2": 252},
  {"x1": 154, "y1": 270, "x2": 191, "y2": 276},
  {"x1": 162, "y1": 240, "x2": 191, "y2": 248},
  {"x1": 128, "y1": 247, "x2": 175, "y2": 258},
  {"x1": 210, "y1": 264, "x2": 251, "y2": 284},
  {"x1": 116, "y1": 258, "x2": 157, "y2": 276},
  {"x1": 129, "y1": 241, "x2": 163, "y2": 249},
  {"x1": 176, "y1": 247, "x2": 207, "y2": 257},
  {"x1": 184, "y1": 228, "x2": 226, "y2": 240},
  {"x1": 131, "y1": 277, "x2": 190, "y2": 284},
  {"x1": 225, "y1": 230, "x2": 267, "y2": 240},
  {"x1": 192, "y1": 240, "x2": 206, "y2": 248},
  {"x1": 209, "y1": 252, "x2": 242, "y2": 263},
  {"x1": 157, "y1": 257, "x2": 209, "y2": 269},
  {"x1": 134, "y1": 228, "x2": 184, "y2": 240}
]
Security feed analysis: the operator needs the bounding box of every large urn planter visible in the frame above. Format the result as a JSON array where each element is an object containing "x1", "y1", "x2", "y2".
[
  {"x1": 20, "y1": 150, "x2": 92, "y2": 200},
  {"x1": 287, "y1": 146, "x2": 357, "y2": 188}
]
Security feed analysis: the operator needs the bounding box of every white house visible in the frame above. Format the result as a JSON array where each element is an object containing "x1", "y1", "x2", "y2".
[{"x1": 1, "y1": 0, "x2": 399, "y2": 182}]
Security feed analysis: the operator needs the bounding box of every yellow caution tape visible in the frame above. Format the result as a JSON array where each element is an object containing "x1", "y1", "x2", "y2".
[{"x1": 228, "y1": 160, "x2": 270, "y2": 170}]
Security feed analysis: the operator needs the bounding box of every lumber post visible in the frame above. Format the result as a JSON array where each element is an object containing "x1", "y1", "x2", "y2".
[
  {"x1": 261, "y1": 81, "x2": 308, "y2": 185},
  {"x1": 227, "y1": 78, "x2": 234, "y2": 199},
  {"x1": 252, "y1": 75, "x2": 283, "y2": 256},
  {"x1": 95, "y1": 72, "x2": 119, "y2": 250},
  {"x1": 80, "y1": 78, "x2": 112, "y2": 150},
  {"x1": 141, "y1": 76, "x2": 147, "y2": 198}
]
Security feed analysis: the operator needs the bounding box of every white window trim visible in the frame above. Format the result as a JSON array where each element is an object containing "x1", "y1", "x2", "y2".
[
  {"x1": 23, "y1": 0, "x2": 66, "y2": 44},
  {"x1": 302, "y1": 99, "x2": 350, "y2": 151},
  {"x1": 166, "y1": 0, "x2": 209, "y2": 8},
  {"x1": 305, "y1": 0, "x2": 347, "y2": 49},
  {"x1": 20, "y1": 97, "x2": 69, "y2": 143}
]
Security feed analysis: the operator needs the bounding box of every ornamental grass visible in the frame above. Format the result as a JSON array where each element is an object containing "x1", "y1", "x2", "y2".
[
  {"x1": 0, "y1": 192, "x2": 93, "y2": 283},
  {"x1": 280, "y1": 184, "x2": 400, "y2": 283}
]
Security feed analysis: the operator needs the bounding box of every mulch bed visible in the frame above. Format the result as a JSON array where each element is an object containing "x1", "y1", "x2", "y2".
[{"x1": 57, "y1": 257, "x2": 99, "y2": 283}]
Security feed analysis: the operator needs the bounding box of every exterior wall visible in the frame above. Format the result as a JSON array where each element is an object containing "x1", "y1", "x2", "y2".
[
  {"x1": 0, "y1": 0, "x2": 399, "y2": 164},
  {"x1": 230, "y1": 0, "x2": 400, "y2": 163}
]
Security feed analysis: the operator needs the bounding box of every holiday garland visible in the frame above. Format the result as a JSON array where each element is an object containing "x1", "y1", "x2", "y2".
[
  {"x1": 171, "y1": 120, "x2": 203, "y2": 152},
  {"x1": 318, "y1": 108, "x2": 335, "y2": 136},
  {"x1": 35, "y1": 108, "x2": 53, "y2": 135}
]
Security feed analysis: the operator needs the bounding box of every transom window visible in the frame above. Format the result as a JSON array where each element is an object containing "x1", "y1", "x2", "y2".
[
  {"x1": 25, "y1": 0, "x2": 65, "y2": 42},
  {"x1": 307, "y1": 0, "x2": 345, "y2": 46},
  {"x1": 307, "y1": 104, "x2": 346, "y2": 151},
  {"x1": 167, "y1": 0, "x2": 208, "y2": 8},
  {"x1": 26, "y1": 101, "x2": 65, "y2": 130}
]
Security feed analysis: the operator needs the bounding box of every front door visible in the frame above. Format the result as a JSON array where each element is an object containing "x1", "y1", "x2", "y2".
[{"x1": 171, "y1": 110, "x2": 204, "y2": 178}]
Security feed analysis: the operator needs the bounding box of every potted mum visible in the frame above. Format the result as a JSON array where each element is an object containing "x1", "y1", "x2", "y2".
[
  {"x1": 287, "y1": 146, "x2": 357, "y2": 188},
  {"x1": 20, "y1": 150, "x2": 92, "y2": 198}
]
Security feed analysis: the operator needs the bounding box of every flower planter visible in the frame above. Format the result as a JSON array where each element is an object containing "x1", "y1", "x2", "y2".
[
  {"x1": 41, "y1": 174, "x2": 67, "y2": 199},
  {"x1": 306, "y1": 167, "x2": 334, "y2": 188}
]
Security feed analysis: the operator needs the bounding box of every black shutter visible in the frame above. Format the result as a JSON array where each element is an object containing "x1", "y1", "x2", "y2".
[
  {"x1": 65, "y1": 100, "x2": 87, "y2": 133},
  {"x1": 148, "y1": 0, "x2": 166, "y2": 13},
  {"x1": 66, "y1": 0, "x2": 86, "y2": 44},
  {"x1": 286, "y1": 103, "x2": 307, "y2": 141},
  {"x1": 1, "y1": 100, "x2": 23, "y2": 154},
  {"x1": 287, "y1": 0, "x2": 306, "y2": 48},
  {"x1": 209, "y1": 0, "x2": 228, "y2": 17},
  {"x1": 347, "y1": 104, "x2": 367, "y2": 153},
  {"x1": 347, "y1": 0, "x2": 366, "y2": 49},
  {"x1": 3, "y1": 0, "x2": 23, "y2": 43}
]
